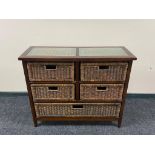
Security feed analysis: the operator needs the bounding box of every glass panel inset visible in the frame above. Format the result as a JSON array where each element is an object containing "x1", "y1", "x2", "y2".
[
  {"x1": 79, "y1": 48, "x2": 128, "y2": 56},
  {"x1": 27, "y1": 47, "x2": 76, "y2": 56}
]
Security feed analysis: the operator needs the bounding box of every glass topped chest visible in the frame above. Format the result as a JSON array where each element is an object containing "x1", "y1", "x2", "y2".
[{"x1": 18, "y1": 46, "x2": 137, "y2": 127}]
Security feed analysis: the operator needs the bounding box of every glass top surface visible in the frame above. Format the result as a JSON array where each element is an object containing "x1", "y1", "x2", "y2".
[
  {"x1": 27, "y1": 47, "x2": 76, "y2": 56},
  {"x1": 26, "y1": 47, "x2": 128, "y2": 57},
  {"x1": 79, "y1": 48, "x2": 128, "y2": 56}
]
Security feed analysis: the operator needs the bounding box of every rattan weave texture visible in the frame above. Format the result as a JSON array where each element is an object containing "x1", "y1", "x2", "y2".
[
  {"x1": 31, "y1": 84, "x2": 75, "y2": 101},
  {"x1": 81, "y1": 63, "x2": 128, "y2": 81},
  {"x1": 35, "y1": 103, "x2": 121, "y2": 117},
  {"x1": 27, "y1": 63, "x2": 74, "y2": 81},
  {"x1": 80, "y1": 84, "x2": 124, "y2": 100}
]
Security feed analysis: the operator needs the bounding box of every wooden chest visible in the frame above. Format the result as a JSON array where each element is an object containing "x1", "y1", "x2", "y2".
[{"x1": 18, "y1": 46, "x2": 137, "y2": 127}]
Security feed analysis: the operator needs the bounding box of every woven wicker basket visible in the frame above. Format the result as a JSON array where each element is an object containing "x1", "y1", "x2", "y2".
[
  {"x1": 27, "y1": 63, "x2": 74, "y2": 81},
  {"x1": 80, "y1": 84, "x2": 124, "y2": 100},
  {"x1": 31, "y1": 84, "x2": 74, "y2": 101},
  {"x1": 81, "y1": 63, "x2": 128, "y2": 81},
  {"x1": 34, "y1": 103, "x2": 121, "y2": 117}
]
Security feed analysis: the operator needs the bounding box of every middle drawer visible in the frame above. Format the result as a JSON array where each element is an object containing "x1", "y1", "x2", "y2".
[
  {"x1": 31, "y1": 84, "x2": 75, "y2": 102},
  {"x1": 80, "y1": 84, "x2": 124, "y2": 101}
]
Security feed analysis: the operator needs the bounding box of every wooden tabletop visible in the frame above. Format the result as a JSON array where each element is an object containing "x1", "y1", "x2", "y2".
[{"x1": 18, "y1": 46, "x2": 137, "y2": 62}]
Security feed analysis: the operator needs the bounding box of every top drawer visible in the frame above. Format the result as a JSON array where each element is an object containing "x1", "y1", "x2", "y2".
[
  {"x1": 81, "y1": 63, "x2": 128, "y2": 81},
  {"x1": 27, "y1": 63, "x2": 74, "y2": 81}
]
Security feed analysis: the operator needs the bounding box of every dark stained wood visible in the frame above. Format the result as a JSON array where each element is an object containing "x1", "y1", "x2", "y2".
[
  {"x1": 79, "y1": 81, "x2": 125, "y2": 84},
  {"x1": 33, "y1": 99, "x2": 122, "y2": 103},
  {"x1": 122, "y1": 47, "x2": 137, "y2": 59},
  {"x1": 22, "y1": 61, "x2": 37, "y2": 127},
  {"x1": 18, "y1": 46, "x2": 137, "y2": 61},
  {"x1": 37, "y1": 116, "x2": 118, "y2": 122},
  {"x1": 74, "y1": 62, "x2": 80, "y2": 100},
  {"x1": 29, "y1": 81, "x2": 76, "y2": 84},
  {"x1": 29, "y1": 81, "x2": 125, "y2": 84},
  {"x1": 19, "y1": 46, "x2": 137, "y2": 127},
  {"x1": 76, "y1": 47, "x2": 79, "y2": 56},
  {"x1": 19, "y1": 57, "x2": 136, "y2": 62},
  {"x1": 18, "y1": 46, "x2": 33, "y2": 59},
  {"x1": 118, "y1": 61, "x2": 133, "y2": 127}
]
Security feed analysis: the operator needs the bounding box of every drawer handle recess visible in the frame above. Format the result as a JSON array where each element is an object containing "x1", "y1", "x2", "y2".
[
  {"x1": 99, "y1": 65, "x2": 109, "y2": 70},
  {"x1": 96, "y1": 86, "x2": 107, "y2": 91},
  {"x1": 45, "y1": 65, "x2": 57, "y2": 70},
  {"x1": 72, "y1": 105, "x2": 83, "y2": 109},
  {"x1": 48, "y1": 86, "x2": 58, "y2": 91}
]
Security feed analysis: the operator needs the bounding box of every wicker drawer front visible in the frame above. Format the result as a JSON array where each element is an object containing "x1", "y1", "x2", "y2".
[
  {"x1": 27, "y1": 63, "x2": 74, "y2": 81},
  {"x1": 81, "y1": 63, "x2": 128, "y2": 81},
  {"x1": 80, "y1": 84, "x2": 124, "y2": 100},
  {"x1": 31, "y1": 84, "x2": 74, "y2": 101},
  {"x1": 35, "y1": 103, "x2": 121, "y2": 117}
]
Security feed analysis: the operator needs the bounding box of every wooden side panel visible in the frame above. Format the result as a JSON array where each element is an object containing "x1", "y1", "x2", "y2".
[
  {"x1": 118, "y1": 61, "x2": 133, "y2": 127},
  {"x1": 22, "y1": 61, "x2": 37, "y2": 127}
]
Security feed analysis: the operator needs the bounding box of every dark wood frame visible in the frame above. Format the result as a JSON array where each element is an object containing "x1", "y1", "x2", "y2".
[
  {"x1": 18, "y1": 46, "x2": 136, "y2": 61},
  {"x1": 18, "y1": 46, "x2": 137, "y2": 127}
]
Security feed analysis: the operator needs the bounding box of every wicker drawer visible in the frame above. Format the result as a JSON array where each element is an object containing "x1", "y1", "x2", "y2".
[
  {"x1": 34, "y1": 103, "x2": 121, "y2": 117},
  {"x1": 81, "y1": 63, "x2": 128, "y2": 81},
  {"x1": 27, "y1": 63, "x2": 74, "y2": 81},
  {"x1": 31, "y1": 84, "x2": 75, "y2": 101},
  {"x1": 80, "y1": 84, "x2": 124, "y2": 101}
]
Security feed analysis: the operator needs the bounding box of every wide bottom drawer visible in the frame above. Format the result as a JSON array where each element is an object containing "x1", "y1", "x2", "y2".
[{"x1": 34, "y1": 103, "x2": 121, "y2": 117}]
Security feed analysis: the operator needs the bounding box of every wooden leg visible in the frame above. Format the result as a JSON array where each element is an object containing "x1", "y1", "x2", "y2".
[
  {"x1": 118, "y1": 118, "x2": 122, "y2": 128},
  {"x1": 33, "y1": 119, "x2": 38, "y2": 127}
]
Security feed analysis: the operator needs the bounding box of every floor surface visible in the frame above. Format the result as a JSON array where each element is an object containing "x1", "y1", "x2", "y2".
[{"x1": 0, "y1": 94, "x2": 155, "y2": 135}]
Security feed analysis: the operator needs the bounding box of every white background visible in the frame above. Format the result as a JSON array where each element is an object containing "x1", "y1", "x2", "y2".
[
  {"x1": 0, "y1": 0, "x2": 155, "y2": 155},
  {"x1": 0, "y1": 19, "x2": 155, "y2": 93}
]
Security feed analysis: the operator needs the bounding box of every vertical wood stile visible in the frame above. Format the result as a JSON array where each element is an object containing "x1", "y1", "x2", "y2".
[
  {"x1": 75, "y1": 48, "x2": 80, "y2": 100},
  {"x1": 118, "y1": 61, "x2": 133, "y2": 127},
  {"x1": 22, "y1": 61, "x2": 37, "y2": 127}
]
